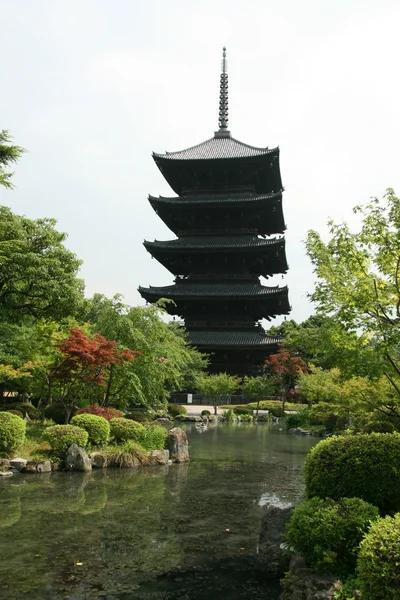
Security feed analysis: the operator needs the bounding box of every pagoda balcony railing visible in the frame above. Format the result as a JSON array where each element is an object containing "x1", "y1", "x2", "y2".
[
  {"x1": 175, "y1": 273, "x2": 259, "y2": 282},
  {"x1": 177, "y1": 228, "x2": 258, "y2": 236},
  {"x1": 181, "y1": 319, "x2": 265, "y2": 331}
]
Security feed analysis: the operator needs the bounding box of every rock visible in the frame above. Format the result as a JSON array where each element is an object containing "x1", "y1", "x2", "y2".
[
  {"x1": 149, "y1": 450, "x2": 168, "y2": 465},
  {"x1": 65, "y1": 443, "x2": 92, "y2": 472},
  {"x1": 91, "y1": 453, "x2": 107, "y2": 468},
  {"x1": 36, "y1": 460, "x2": 51, "y2": 473},
  {"x1": 0, "y1": 471, "x2": 13, "y2": 477},
  {"x1": 168, "y1": 427, "x2": 190, "y2": 463},
  {"x1": 208, "y1": 415, "x2": 218, "y2": 423},
  {"x1": 0, "y1": 458, "x2": 10, "y2": 471},
  {"x1": 9, "y1": 458, "x2": 27, "y2": 471},
  {"x1": 258, "y1": 504, "x2": 294, "y2": 578},
  {"x1": 22, "y1": 460, "x2": 39, "y2": 473},
  {"x1": 154, "y1": 417, "x2": 171, "y2": 423}
]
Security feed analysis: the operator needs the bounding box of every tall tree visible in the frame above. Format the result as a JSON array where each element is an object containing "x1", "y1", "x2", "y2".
[
  {"x1": 0, "y1": 206, "x2": 84, "y2": 320},
  {"x1": 241, "y1": 375, "x2": 277, "y2": 416},
  {"x1": 0, "y1": 130, "x2": 25, "y2": 189},
  {"x1": 195, "y1": 372, "x2": 240, "y2": 415},
  {"x1": 305, "y1": 189, "x2": 400, "y2": 400}
]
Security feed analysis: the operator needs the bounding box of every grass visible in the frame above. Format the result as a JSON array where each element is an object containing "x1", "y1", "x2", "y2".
[
  {"x1": 19, "y1": 421, "x2": 52, "y2": 460},
  {"x1": 103, "y1": 440, "x2": 150, "y2": 467},
  {"x1": 219, "y1": 401, "x2": 306, "y2": 412}
]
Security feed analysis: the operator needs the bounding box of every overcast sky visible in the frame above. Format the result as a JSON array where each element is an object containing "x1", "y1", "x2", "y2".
[{"x1": 1, "y1": 0, "x2": 400, "y2": 327}]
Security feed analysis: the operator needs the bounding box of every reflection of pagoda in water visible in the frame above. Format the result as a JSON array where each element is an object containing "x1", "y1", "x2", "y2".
[{"x1": 139, "y1": 48, "x2": 290, "y2": 375}]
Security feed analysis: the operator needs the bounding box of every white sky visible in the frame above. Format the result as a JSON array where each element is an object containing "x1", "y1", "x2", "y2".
[{"x1": 1, "y1": 0, "x2": 400, "y2": 326}]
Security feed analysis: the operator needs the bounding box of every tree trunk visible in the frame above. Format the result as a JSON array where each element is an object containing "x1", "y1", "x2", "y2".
[
  {"x1": 103, "y1": 363, "x2": 114, "y2": 406},
  {"x1": 213, "y1": 397, "x2": 218, "y2": 415},
  {"x1": 256, "y1": 398, "x2": 260, "y2": 417}
]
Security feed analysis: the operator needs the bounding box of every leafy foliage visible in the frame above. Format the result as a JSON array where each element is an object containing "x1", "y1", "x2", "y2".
[
  {"x1": 0, "y1": 130, "x2": 25, "y2": 189},
  {"x1": 42, "y1": 424, "x2": 88, "y2": 455},
  {"x1": 195, "y1": 372, "x2": 240, "y2": 414},
  {"x1": 357, "y1": 513, "x2": 400, "y2": 599},
  {"x1": 110, "y1": 418, "x2": 144, "y2": 443},
  {"x1": 0, "y1": 402, "x2": 41, "y2": 420},
  {"x1": 76, "y1": 404, "x2": 125, "y2": 421},
  {"x1": 0, "y1": 412, "x2": 26, "y2": 454},
  {"x1": 70, "y1": 414, "x2": 110, "y2": 446},
  {"x1": 286, "y1": 497, "x2": 379, "y2": 574},
  {"x1": 168, "y1": 404, "x2": 187, "y2": 418},
  {"x1": 305, "y1": 434, "x2": 400, "y2": 514},
  {"x1": 136, "y1": 423, "x2": 168, "y2": 451},
  {"x1": 266, "y1": 348, "x2": 307, "y2": 410}
]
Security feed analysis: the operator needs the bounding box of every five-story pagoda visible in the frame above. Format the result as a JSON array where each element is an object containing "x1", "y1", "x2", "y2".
[{"x1": 139, "y1": 49, "x2": 290, "y2": 375}]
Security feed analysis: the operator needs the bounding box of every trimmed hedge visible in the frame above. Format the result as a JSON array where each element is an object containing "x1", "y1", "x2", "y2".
[
  {"x1": 168, "y1": 404, "x2": 187, "y2": 418},
  {"x1": 110, "y1": 418, "x2": 144, "y2": 443},
  {"x1": 305, "y1": 433, "x2": 400, "y2": 514},
  {"x1": 233, "y1": 406, "x2": 253, "y2": 416},
  {"x1": 42, "y1": 425, "x2": 88, "y2": 455},
  {"x1": 201, "y1": 410, "x2": 211, "y2": 417},
  {"x1": 70, "y1": 414, "x2": 110, "y2": 446},
  {"x1": 0, "y1": 412, "x2": 26, "y2": 455},
  {"x1": 357, "y1": 512, "x2": 400, "y2": 599},
  {"x1": 76, "y1": 404, "x2": 125, "y2": 421},
  {"x1": 285, "y1": 496, "x2": 379, "y2": 574}
]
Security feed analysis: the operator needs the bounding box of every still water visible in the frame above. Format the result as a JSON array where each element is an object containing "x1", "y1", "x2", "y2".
[{"x1": 0, "y1": 423, "x2": 318, "y2": 600}]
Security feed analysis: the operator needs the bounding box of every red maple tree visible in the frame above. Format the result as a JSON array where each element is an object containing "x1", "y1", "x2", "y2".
[
  {"x1": 265, "y1": 349, "x2": 308, "y2": 412},
  {"x1": 49, "y1": 328, "x2": 139, "y2": 422}
]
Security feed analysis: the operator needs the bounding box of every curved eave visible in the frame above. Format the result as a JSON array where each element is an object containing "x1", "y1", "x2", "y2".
[
  {"x1": 187, "y1": 331, "x2": 283, "y2": 348},
  {"x1": 148, "y1": 190, "x2": 283, "y2": 206},
  {"x1": 138, "y1": 283, "x2": 289, "y2": 301},
  {"x1": 152, "y1": 136, "x2": 277, "y2": 161},
  {"x1": 143, "y1": 236, "x2": 285, "y2": 252}
]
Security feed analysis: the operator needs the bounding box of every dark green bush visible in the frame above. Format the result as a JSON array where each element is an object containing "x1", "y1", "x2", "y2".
[
  {"x1": 125, "y1": 412, "x2": 151, "y2": 423},
  {"x1": 286, "y1": 409, "x2": 310, "y2": 429},
  {"x1": 285, "y1": 497, "x2": 379, "y2": 575},
  {"x1": 357, "y1": 512, "x2": 400, "y2": 599},
  {"x1": 44, "y1": 402, "x2": 74, "y2": 424},
  {"x1": 305, "y1": 433, "x2": 400, "y2": 514},
  {"x1": 70, "y1": 414, "x2": 110, "y2": 446},
  {"x1": 6, "y1": 410, "x2": 24, "y2": 419},
  {"x1": 201, "y1": 410, "x2": 211, "y2": 417},
  {"x1": 110, "y1": 418, "x2": 144, "y2": 443},
  {"x1": 136, "y1": 423, "x2": 168, "y2": 450},
  {"x1": 168, "y1": 404, "x2": 187, "y2": 418},
  {"x1": 0, "y1": 402, "x2": 41, "y2": 420},
  {"x1": 233, "y1": 406, "x2": 253, "y2": 416},
  {"x1": 364, "y1": 419, "x2": 395, "y2": 434},
  {"x1": 0, "y1": 412, "x2": 26, "y2": 455},
  {"x1": 308, "y1": 404, "x2": 339, "y2": 432},
  {"x1": 269, "y1": 406, "x2": 285, "y2": 418},
  {"x1": 42, "y1": 424, "x2": 88, "y2": 455}
]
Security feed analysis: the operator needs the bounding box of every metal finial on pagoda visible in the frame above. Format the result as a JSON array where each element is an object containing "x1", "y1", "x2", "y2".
[{"x1": 218, "y1": 47, "x2": 229, "y2": 132}]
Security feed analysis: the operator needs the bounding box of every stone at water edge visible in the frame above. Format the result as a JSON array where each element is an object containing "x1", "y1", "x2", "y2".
[
  {"x1": 149, "y1": 450, "x2": 169, "y2": 465},
  {"x1": 0, "y1": 458, "x2": 11, "y2": 471},
  {"x1": 9, "y1": 458, "x2": 27, "y2": 471},
  {"x1": 0, "y1": 471, "x2": 13, "y2": 477},
  {"x1": 91, "y1": 453, "x2": 107, "y2": 468},
  {"x1": 168, "y1": 427, "x2": 189, "y2": 463},
  {"x1": 37, "y1": 460, "x2": 51, "y2": 473},
  {"x1": 22, "y1": 460, "x2": 39, "y2": 473},
  {"x1": 65, "y1": 443, "x2": 92, "y2": 472},
  {"x1": 257, "y1": 504, "x2": 294, "y2": 578}
]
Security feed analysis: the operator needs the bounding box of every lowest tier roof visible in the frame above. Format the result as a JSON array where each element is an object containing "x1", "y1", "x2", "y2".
[
  {"x1": 153, "y1": 135, "x2": 277, "y2": 161},
  {"x1": 144, "y1": 235, "x2": 284, "y2": 250},
  {"x1": 148, "y1": 190, "x2": 282, "y2": 205},
  {"x1": 138, "y1": 282, "x2": 288, "y2": 298},
  {"x1": 187, "y1": 331, "x2": 282, "y2": 346}
]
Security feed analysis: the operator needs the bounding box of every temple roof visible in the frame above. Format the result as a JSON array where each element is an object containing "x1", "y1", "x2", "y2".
[
  {"x1": 139, "y1": 282, "x2": 288, "y2": 298},
  {"x1": 144, "y1": 235, "x2": 284, "y2": 251},
  {"x1": 188, "y1": 331, "x2": 282, "y2": 346},
  {"x1": 153, "y1": 135, "x2": 277, "y2": 161},
  {"x1": 149, "y1": 190, "x2": 282, "y2": 206}
]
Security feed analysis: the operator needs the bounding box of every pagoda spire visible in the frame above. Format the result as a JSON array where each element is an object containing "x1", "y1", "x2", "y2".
[{"x1": 216, "y1": 47, "x2": 230, "y2": 136}]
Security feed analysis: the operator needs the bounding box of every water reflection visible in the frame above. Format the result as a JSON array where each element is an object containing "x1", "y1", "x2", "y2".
[{"x1": 0, "y1": 424, "x2": 317, "y2": 599}]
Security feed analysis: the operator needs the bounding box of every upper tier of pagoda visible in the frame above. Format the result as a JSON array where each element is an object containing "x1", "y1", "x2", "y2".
[{"x1": 148, "y1": 191, "x2": 286, "y2": 236}]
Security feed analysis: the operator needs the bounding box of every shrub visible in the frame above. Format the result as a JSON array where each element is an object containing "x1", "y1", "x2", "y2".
[
  {"x1": 357, "y1": 512, "x2": 400, "y2": 599},
  {"x1": 42, "y1": 425, "x2": 88, "y2": 455},
  {"x1": 44, "y1": 402, "x2": 74, "y2": 424},
  {"x1": 125, "y1": 412, "x2": 151, "y2": 423},
  {"x1": 285, "y1": 497, "x2": 379, "y2": 574},
  {"x1": 286, "y1": 409, "x2": 310, "y2": 429},
  {"x1": 269, "y1": 406, "x2": 285, "y2": 418},
  {"x1": 0, "y1": 412, "x2": 26, "y2": 455},
  {"x1": 233, "y1": 406, "x2": 253, "y2": 416},
  {"x1": 137, "y1": 423, "x2": 168, "y2": 450},
  {"x1": 6, "y1": 410, "x2": 24, "y2": 419},
  {"x1": 76, "y1": 404, "x2": 125, "y2": 421},
  {"x1": 168, "y1": 404, "x2": 187, "y2": 418},
  {"x1": 221, "y1": 408, "x2": 236, "y2": 422},
  {"x1": 110, "y1": 418, "x2": 144, "y2": 443},
  {"x1": 364, "y1": 419, "x2": 395, "y2": 434},
  {"x1": 70, "y1": 414, "x2": 110, "y2": 446},
  {"x1": 0, "y1": 402, "x2": 41, "y2": 420},
  {"x1": 201, "y1": 410, "x2": 211, "y2": 417},
  {"x1": 308, "y1": 404, "x2": 340, "y2": 432},
  {"x1": 106, "y1": 440, "x2": 149, "y2": 468},
  {"x1": 305, "y1": 433, "x2": 400, "y2": 514}
]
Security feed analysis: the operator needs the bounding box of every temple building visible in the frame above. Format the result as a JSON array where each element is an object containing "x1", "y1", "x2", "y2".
[{"x1": 139, "y1": 48, "x2": 290, "y2": 375}]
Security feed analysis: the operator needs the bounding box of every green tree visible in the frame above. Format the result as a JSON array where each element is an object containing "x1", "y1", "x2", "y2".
[
  {"x1": 241, "y1": 375, "x2": 277, "y2": 416},
  {"x1": 0, "y1": 130, "x2": 25, "y2": 189},
  {"x1": 0, "y1": 206, "x2": 84, "y2": 321},
  {"x1": 305, "y1": 189, "x2": 400, "y2": 410},
  {"x1": 195, "y1": 372, "x2": 240, "y2": 415},
  {"x1": 297, "y1": 366, "x2": 342, "y2": 406}
]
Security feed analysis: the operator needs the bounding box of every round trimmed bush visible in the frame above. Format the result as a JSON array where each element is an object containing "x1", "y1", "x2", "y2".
[
  {"x1": 6, "y1": 410, "x2": 24, "y2": 419},
  {"x1": 70, "y1": 414, "x2": 110, "y2": 446},
  {"x1": 357, "y1": 512, "x2": 400, "y2": 599},
  {"x1": 0, "y1": 402, "x2": 41, "y2": 420},
  {"x1": 201, "y1": 410, "x2": 211, "y2": 417},
  {"x1": 233, "y1": 406, "x2": 253, "y2": 416},
  {"x1": 285, "y1": 497, "x2": 379, "y2": 574},
  {"x1": 0, "y1": 412, "x2": 26, "y2": 455},
  {"x1": 44, "y1": 402, "x2": 74, "y2": 424},
  {"x1": 305, "y1": 433, "x2": 400, "y2": 514},
  {"x1": 168, "y1": 404, "x2": 187, "y2": 418},
  {"x1": 42, "y1": 424, "x2": 88, "y2": 455},
  {"x1": 364, "y1": 419, "x2": 395, "y2": 434},
  {"x1": 110, "y1": 418, "x2": 144, "y2": 443}
]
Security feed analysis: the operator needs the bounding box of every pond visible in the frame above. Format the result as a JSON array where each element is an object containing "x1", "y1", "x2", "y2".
[{"x1": 0, "y1": 423, "x2": 318, "y2": 600}]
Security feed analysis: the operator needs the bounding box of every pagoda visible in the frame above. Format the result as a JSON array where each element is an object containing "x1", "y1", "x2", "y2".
[{"x1": 139, "y1": 49, "x2": 290, "y2": 375}]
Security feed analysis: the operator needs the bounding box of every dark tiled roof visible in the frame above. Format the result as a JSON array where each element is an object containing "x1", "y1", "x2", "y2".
[
  {"x1": 188, "y1": 331, "x2": 282, "y2": 346},
  {"x1": 139, "y1": 283, "x2": 288, "y2": 298},
  {"x1": 144, "y1": 236, "x2": 284, "y2": 250},
  {"x1": 148, "y1": 191, "x2": 282, "y2": 205},
  {"x1": 153, "y1": 135, "x2": 277, "y2": 161}
]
